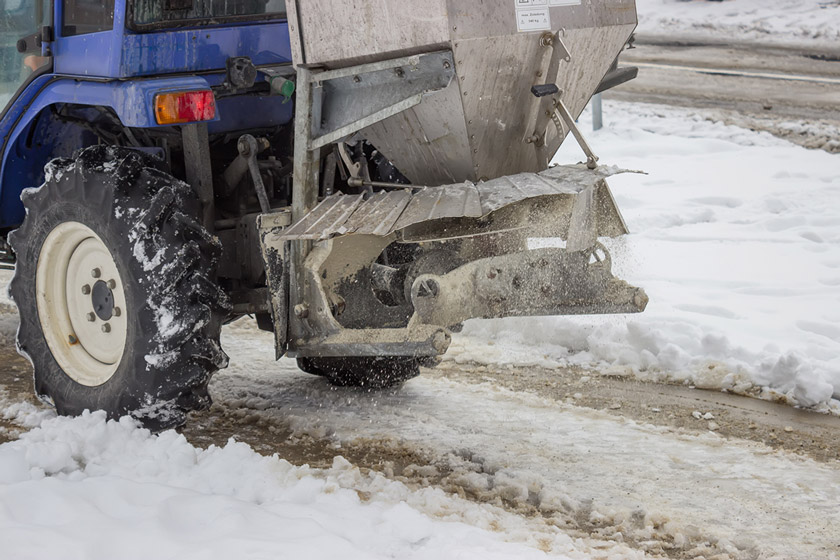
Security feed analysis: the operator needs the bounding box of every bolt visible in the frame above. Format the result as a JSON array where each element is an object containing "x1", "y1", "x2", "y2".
[
  {"x1": 68, "y1": 334, "x2": 77, "y2": 344},
  {"x1": 101, "y1": 323, "x2": 111, "y2": 333},
  {"x1": 87, "y1": 312, "x2": 96, "y2": 322},
  {"x1": 443, "y1": 60, "x2": 451, "y2": 69},
  {"x1": 394, "y1": 67, "x2": 405, "y2": 78},
  {"x1": 432, "y1": 330, "x2": 451, "y2": 353},
  {"x1": 113, "y1": 307, "x2": 121, "y2": 317},
  {"x1": 353, "y1": 75, "x2": 361, "y2": 83},
  {"x1": 81, "y1": 284, "x2": 91, "y2": 295},
  {"x1": 91, "y1": 268, "x2": 101, "y2": 278},
  {"x1": 107, "y1": 279, "x2": 116, "y2": 289},
  {"x1": 294, "y1": 303, "x2": 310, "y2": 319},
  {"x1": 540, "y1": 32, "x2": 554, "y2": 48}
]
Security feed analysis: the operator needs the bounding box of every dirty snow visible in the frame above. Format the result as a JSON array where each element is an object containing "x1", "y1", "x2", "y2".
[
  {"x1": 208, "y1": 320, "x2": 840, "y2": 560},
  {"x1": 636, "y1": 0, "x2": 840, "y2": 51},
  {"x1": 449, "y1": 100, "x2": 840, "y2": 412},
  {"x1": 0, "y1": 409, "x2": 584, "y2": 560}
]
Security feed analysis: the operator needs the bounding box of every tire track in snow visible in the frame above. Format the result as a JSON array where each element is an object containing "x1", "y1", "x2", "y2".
[{"x1": 207, "y1": 320, "x2": 840, "y2": 560}]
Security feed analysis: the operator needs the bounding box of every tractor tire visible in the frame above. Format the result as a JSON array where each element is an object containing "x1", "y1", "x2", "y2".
[
  {"x1": 8, "y1": 146, "x2": 229, "y2": 430},
  {"x1": 296, "y1": 356, "x2": 420, "y2": 389}
]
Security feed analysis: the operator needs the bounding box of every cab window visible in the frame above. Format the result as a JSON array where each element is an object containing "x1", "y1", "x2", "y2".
[
  {"x1": 131, "y1": 0, "x2": 286, "y2": 29},
  {"x1": 63, "y1": 0, "x2": 116, "y2": 36},
  {"x1": 0, "y1": 0, "x2": 51, "y2": 113}
]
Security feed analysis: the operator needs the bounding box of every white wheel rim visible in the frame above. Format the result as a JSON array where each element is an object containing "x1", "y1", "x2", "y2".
[{"x1": 36, "y1": 222, "x2": 128, "y2": 387}]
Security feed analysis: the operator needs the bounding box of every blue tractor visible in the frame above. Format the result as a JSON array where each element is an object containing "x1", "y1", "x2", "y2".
[{"x1": 1, "y1": 0, "x2": 645, "y2": 428}]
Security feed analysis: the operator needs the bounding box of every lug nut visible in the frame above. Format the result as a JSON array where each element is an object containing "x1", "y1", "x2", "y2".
[
  {"x1": 68, "y1": 334, "x2": 77, "y2": 344},
  {"x1": 113, "y1": 307, "x2": 121, "y2": 317},
  {"x1": 91, "y1": 268, "x2": 101, "y2": 278},
  {"x1": 86, "y1": 312, "x2": 96, "y2": 322},
  {"x1": 81, "y1": 284, "x2": 91, "y2": 295},
  {"x1": 107, "y1": 279, "x2": 116, "y2": 289},
  {"x1": 101, "y1": 323, "x2": 111, "y2": 333}
]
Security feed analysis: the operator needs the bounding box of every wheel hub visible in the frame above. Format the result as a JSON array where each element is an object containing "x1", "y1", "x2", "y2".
[
  {"x1": 36, "y1": 222, "x2": 128, "y2": 387},
  {"x1": 91, "y1": 280, "x2": 115, "y2": 321}
]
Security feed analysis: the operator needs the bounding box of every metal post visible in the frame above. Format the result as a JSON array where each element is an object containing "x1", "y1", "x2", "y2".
[
  {"x1": 292, "y1": 67, "x2": 320, "y2": 223},
  {"x1": 288, "y1": 66, "x2": 322, "y2": 351},
  {"x1": 181, "y1": 123, "x2": 215, "y2": 230},
  {"x1": 592, "y1": 93, "x2": 603, "y2": 131}
]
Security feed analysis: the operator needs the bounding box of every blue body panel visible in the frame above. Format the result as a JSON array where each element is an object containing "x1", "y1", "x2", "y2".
[
  {"x1": 54, "y1": 2, "x2": 293, "y2": 79},
  {"x1": 0, "y1": 0, "x2": 295, "y2": 229}
]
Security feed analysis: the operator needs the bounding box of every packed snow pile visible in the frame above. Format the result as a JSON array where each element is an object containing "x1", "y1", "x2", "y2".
[
  {"x1": 0, "y1": 410, "x2": 587, "y2": 560},
  {"x1": 449, "y1": 101, "x2": 840, "y2": 412},
  {"x1": 635, "y1": 0, "x2": 840, "y2": 51}
]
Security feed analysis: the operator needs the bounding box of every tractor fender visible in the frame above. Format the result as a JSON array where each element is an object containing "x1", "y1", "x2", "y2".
[{"x1": 0, "y1": 76, "x2": 216, "y2": 228}]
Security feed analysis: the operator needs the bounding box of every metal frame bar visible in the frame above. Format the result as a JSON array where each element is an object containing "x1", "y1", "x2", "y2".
[
  {"x1": 310, "y1": 94, "x2": 423, "y2": 150},
  {"x1": 181, "y1": 123, "x2": 215, "y2": 229},
  {"x1": 553, "y1": 99, "x2": 599, "y2": 170}
]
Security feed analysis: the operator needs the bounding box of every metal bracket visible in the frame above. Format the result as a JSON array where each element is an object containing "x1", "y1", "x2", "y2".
[
  {"x1": 523, "y1": 31, "x2": 599, "y2": 170},
  {"x1": 281, "y1": 51, "x2": 456, "y2": 357},
  {"x1": 552, "y1": 98, "x2": 600, "y2": 170},
  {"x1": 337, "y1": 141, "x2": 362, "y2": 180},
  {"x1": 305, "y1": 51, "x2": 456, "y2": 150},
  {"x1": 525, "y1": 31, "x2": 572, "y2": 167},
  {"x1": 224, "y1": 134, "x2": 273, "y2": 212}
]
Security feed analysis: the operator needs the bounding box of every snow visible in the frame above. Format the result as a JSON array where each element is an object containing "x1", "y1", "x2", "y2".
[
  {"x1": 203, "y1": 324, "x2": 840, "y2": 560},
  {"x1": 6, "y1": 317, "x2": 834, "y2": 559},
  {"x1": 0, "y1": 410, "x2": 573, "y2": 560},
  {"x1": 449, "y1": 101, "x2": 840, "y2": 412},
  {"x1": 635, "y1": 0, "x2": 840, "y2": 51}
]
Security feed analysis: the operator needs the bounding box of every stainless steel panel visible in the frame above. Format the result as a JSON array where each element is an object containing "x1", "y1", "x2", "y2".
[
  {"x1": 286, "y1": 0, "x2": 637, "y2": 184},
  {"x1": 464, "y1": 23, "x2": 637, "y2": 179},
  {"x1": 362, "y1": 80, "x2": 475, "y2": 185},
  {"x1": 447, "y1": 0, "x2": 636, "y2": 40},
  {"x1": 287, "y1": 0, "x2": 451, "y2": 68}
]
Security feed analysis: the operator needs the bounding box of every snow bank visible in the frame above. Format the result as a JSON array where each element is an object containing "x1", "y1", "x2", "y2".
[
  {"x1": 0, "y1": 410, "x2": 569, "y2": 560},
  {"x1": 450, "y1": 101, "x2": 840, "y2": 412},
  {"x1": 635, "y1": 0, "x2": 840, "y2": 51}
]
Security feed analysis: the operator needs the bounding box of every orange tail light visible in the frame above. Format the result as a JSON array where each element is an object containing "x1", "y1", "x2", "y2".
[{"x1": 154, "y1": 90, "x2": 216, "y2": 125}]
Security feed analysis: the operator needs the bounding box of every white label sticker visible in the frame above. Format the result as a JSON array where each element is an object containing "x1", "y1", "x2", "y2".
[
  {"x1": 516, "y1": 7, "x2": 551, "y2": 32},
  {"x1": 549, "y1": 0, "x2": 581, "y2": 5}
]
